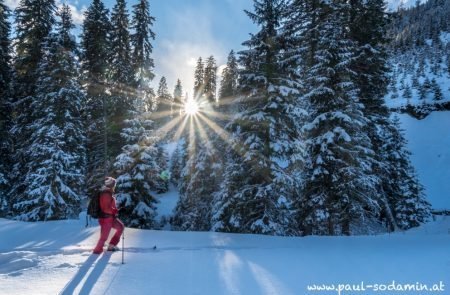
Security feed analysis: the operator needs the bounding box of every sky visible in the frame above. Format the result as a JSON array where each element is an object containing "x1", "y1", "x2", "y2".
[
  {"x1": 6, "y1": 0, "x2": 256, "y2": 97},
  {"x1": 4, "y1": 0, "x2": 425, "y2": 96}
]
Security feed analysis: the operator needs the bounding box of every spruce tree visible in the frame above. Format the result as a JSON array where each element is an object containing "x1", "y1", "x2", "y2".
[
  {"x1": 169, "y1": 138, "x2": 187, "y2": 185},
  {"x1": 156, "y1": 76, "x2": 172, "y2": 118},
  {"x1": 155, "y1": 145, "x2": 169, "y2": 193},
  {"x1": 203, "y1": 55, "x2": 217, "y2": 104},
  {"x1": 418, "y1": 83, "x2": 427, "y2": 100},
  {"x1": 212, "y1": 0, "x2": 302, "y2": 235},
  {"x1": 173, "y1": 79, "x2": 183, "y2": 116},
  {"x1": 292, "y1": 0, "x2": 380, "y2": 235},
  {"x1": 12, "y1": 7, "x2": 85, "y2": 220},
  {"x1": 109, "y1": 0, "x2": 134, "y2": 158},
  {"x1": 12, "y1": 0, "x2": 56, "y2": 99},
  {"x1": 219, "y1": 50, "x2": 239, "y2": 101},
  {"x1": 193, "y1": 57, "x2": 204, "y2": 99},
  {"x1": 403, "y1": 85, "x2": 413, "y2": 102},
  {"x1": 10, "y1": 0, "x2": 56, "y2": 210},
  {"x1": 131, "y1": 0, "x2": 155, "y2": 84},
  {"x1": 218, "y1": 50, "x2": 239, "y2": 120},
  {"x1": 347, "y1": 0, "x2": 425, "y2": 232},
  {"x1": 80, "y1": 0, "x2": 112, "y2": 195},
  {"x1": 114, "y1": 111, "x2": 159, "y2": 229},
  {"x1": 0, "y1": 0, "x2": 10, "y2": 216},
  {"x1": 172, "y1": 137, "x2": 221, "y2": 231},
  {"x1": 131, "y1": 0, "x2": 156, "y2": 112},
  {"x1": 57, "y1": 4, "x2": 77, "y2": 52},
  {"x1": 382, "y1": 116, "x2": 431, "y2": 230},
  {"x1": 431, "y1": 78, "x2": 443, "y2": 100},
  {"x1": 173, "y1": 79, "x2": 183, "y2": 102},
  {"x1": 0, "y1": 0, "x2": 10, "y2": 94}
]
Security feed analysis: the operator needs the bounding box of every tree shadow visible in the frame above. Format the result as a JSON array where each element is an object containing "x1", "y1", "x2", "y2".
[{"x1": 59, "y1": 253, "x2": 111, "y2": 295}]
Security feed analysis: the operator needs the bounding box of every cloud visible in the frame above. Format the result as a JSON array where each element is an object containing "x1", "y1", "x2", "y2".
[
  {"x1": 153, "y1": 6, "x2": 229, "y2": 97},
  {"x1": 5, "y1": 0, "x2": 20, "y2": 9},
  {"x1": 6, "y1": 0, "x2": 86, "y2": 25},
  {"x1": 55, "y1": 0, "x2": 87, "y2": 25},
  {"x1": 155, "y1": 39, "x2": 226, "y2": 97}
]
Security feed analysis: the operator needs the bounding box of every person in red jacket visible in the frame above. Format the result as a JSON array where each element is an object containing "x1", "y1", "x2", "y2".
[{"x1": 93, "y1": 177, "x2": 124, "y2": 254}]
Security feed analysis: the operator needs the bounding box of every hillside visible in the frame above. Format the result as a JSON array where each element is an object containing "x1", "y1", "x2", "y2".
[
  {"x1": 0, "y1": 215, "x2": 449, "y2": 295},
  {"x1": 386, "y1": 0, "x2": 450, "y2": 118}
]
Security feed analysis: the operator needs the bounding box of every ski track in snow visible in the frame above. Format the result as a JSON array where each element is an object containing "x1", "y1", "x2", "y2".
[{"x1": 1, "y1": 215, "x2": 450, "y2": 295}]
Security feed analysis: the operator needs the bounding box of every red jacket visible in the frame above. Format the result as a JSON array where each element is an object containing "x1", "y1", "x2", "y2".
[{"x1": 99, "y1": 188, "x2": 118, "y2": 217}]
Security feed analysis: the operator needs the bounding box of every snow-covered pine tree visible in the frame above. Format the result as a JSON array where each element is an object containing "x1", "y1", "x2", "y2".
[
  {"x1": 217, "y1": 50, "x2": 239, "y2": 127},
  {"x1": 0, "y1": 0, "x2": 9, "y2": 94},
  {"x1": 173, "y1": 79, "x2": 183, "y2": 103},
  {"x1": 193, "y1": 57, "x2": 204, "y2": 99},
  {"x1": 131, "y1": 0, "x2": 156, "y2": 112},
  {"x1": 172, "y1": 136, "x2": 221, "y2": 231},
  {"x1": 212, "y1": 0, "x2": 302, "y2": 236},
  {"x1": 173, "y1": 79, "x2": 183, "y2": 116},
  {"x1": 80, "y1": 0, "x2": 112, "y2": 196},
  {"x1": 156, "y1": 76, "x2": 173, "y2": 121},
  {"x1": 57, "y1": 4, "x2": 77, "y2": 52},
  {"x1": 431, "y1": 78, "x2": 443, "y2": 100},
  {"x1": 418, "y1": 83, "x2": 427, "y2": 100},
  {"x1": 447, "y1": 54, "x2": 450, "y2": 75},
  {"x1": 348, "y1": 0, "x2": 408, "y2": 232},
  {"x1": 203, "y1": 55, "x2": 217, "y2": 104},
  {"x1": 12, "y1": 7, "x2": 86, "y2": 220},
  {"x1": 0, "y1": 0, "x2": 11, "y2": 216},
  {"x1": 157, "y1": 76, "x2": 171, "y2": 104},
  {"x1": 9, "y1": 0, "x2": 56, "y2": 211},
  {"x1": 219, "y1": 50, "x2": 239, "y2": 101},
  {"x1": 12, "y1": 0, "x2": 56, "y2": 99},
  {"x1": 114, "y1": 110, "x2": 159, "y2": 229},
  {"x1": 169, "y1": 138, "x2": 186, "y2": 185},
  {"x1": 109, "y1": 0, "x2": 134, "y2": 158},
  {"x1": 292, "y1": 0, "x2": 380, "y2": 235},
  {"x1": 154, "y1": 145, "x2": 169, "y2": 193},
  {"x1": 403, "y1": 85, "x2": 412, "y2": 101},
  {"x1": 381, "y1": 116, "x2": 431, "y2": 230}
]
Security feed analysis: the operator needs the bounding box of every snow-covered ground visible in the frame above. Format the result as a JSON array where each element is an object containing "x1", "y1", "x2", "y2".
[
  {"x1": 155, "y1": 183, "x2": 179, "y2": 229},
  {"x1": 386, "y1": 0, "x2": 427, "y2": 11},
  {"x1": 399, "y1": 111, "x2": 450, "y2": 210},
  {"x1": 1, "y1": 214, "x2": 450, "y2": 295}
]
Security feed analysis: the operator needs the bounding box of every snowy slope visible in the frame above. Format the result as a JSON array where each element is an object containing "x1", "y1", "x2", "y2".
[
  {"x1": 399, "y1": 111, "x2": 450, "y2": 210},
  {"x1": 384, "y1": 32, "x2": 450, "y2": 111},
  {"x1": 1, "y1": 215, "x2": 450, "y2": 295},
  {"x1": 386, "y1": 0, "x2": 427, "y2": 11}
]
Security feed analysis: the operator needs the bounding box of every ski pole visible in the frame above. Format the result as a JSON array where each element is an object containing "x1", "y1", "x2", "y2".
[{"x1": 122, "y1": 228, "x2": 125, "y2": 264}]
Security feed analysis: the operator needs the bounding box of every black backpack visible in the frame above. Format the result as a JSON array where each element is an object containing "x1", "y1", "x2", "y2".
[{"x1": 87, "y1": 191, "x2": 102, "y2": 219}]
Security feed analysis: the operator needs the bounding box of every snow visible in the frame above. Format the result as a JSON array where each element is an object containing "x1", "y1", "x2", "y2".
[
  {"x1": 385, "y1": 59, "x2": 450, "y2": 110},
  {"x1": 154, "y1": 183, "x2": 179, "y2": 225},
  {"x1": 1, "y1": 215, "x2": 450, "y2": 294},
  {"x1": 398, "y1": 111, "x2": 450, "y2": 210},
  {"x1": 153, "y1": 142, "x2": 182, "y2": 228},
  {"x1": 163, "y1": 141, "x2": 178, "y2": 160},
  {"x1": 385, "y1": 0, "x2": 426, "y2": 11},
  {"x1": 440, "y1": 32, "x2": 450, "y2": 44}
]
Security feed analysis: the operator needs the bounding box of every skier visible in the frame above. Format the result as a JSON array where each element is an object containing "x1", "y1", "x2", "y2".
[{"x1": 93, "y1": 177, "x2": 124, "y2": 254}]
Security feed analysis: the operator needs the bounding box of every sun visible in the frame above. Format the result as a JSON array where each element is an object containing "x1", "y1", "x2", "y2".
[{"x1": 184, "y1": 98, "x2": 199, "y2": 116}]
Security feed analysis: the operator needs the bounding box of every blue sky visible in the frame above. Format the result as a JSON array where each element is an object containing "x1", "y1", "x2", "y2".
[{"x1": 6, "y1": 0, "x2": 256, "y2": 96}]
